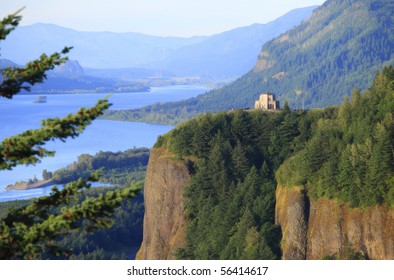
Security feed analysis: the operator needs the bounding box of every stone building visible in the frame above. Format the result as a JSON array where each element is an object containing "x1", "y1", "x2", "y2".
[{"x1": 255, "y1": 92, "x2": 280, "y2": 110}]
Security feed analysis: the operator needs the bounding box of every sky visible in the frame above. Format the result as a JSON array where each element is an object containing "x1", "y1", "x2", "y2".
[{"x1": 2, "y1": 0, "x2": 326, "y2": 37}]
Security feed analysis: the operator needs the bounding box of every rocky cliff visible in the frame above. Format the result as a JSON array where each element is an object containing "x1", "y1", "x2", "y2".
[
  {"x1": 275, "y1": 185, "x2": 394, "y2": 260},
  {"x1": 138, "y1": 154, "x2": 394, "y2": 260},
  {"x1": 136, "y1": 148, "x2": 191, "y2": 260}
]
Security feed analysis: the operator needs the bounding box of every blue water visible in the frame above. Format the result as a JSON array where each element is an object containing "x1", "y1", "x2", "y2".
[{"x1": 0, "y1": 85, "x2": 208, "y2": 201}]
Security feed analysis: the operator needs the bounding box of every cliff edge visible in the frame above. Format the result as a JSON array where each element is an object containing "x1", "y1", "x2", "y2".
[
  {"x1": 136, "y1": 148, "x2": 191, "y2": 260},
  {"x1": 276, "y1": 185, "x2": 394, "y2": 260},
  {"x1": 137, "y1": 155, "x2": 394, "y2": 260}
]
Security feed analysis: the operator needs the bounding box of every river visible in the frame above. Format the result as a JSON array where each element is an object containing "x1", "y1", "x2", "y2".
[{"x1": 0, "y1": 85, "x2": 208, "y2": 202}]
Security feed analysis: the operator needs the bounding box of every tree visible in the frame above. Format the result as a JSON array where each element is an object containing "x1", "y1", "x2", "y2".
[
  {"x1": 223, "y1": 208, "x2": 255, "y2": 259},
  {"x1": 241, "y1": 227, "x2": 260, "y2": 259},
  {"x1": 338, "y1": 146, "x2": 358, "y2": 206},
  {"x1": 232, "y1": 140, "x2": 250, "y2": 181},
  {"x1": 42, "y1": 169, "x2": 53, "y2": 180},
  {"x1": 365, "y1": 123, "x2": 392, "y2": 205},
  {"x1": 0, "y1": 10, "x2": 140, "y2": 259}
]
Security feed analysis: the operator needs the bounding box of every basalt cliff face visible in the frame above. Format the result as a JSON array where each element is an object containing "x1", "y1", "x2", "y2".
[
  {"x1": 275, "y1": 185, "x2": 394, "y2": 260},
  {"x1": 136, "y1": 148, "x2": 191, "y2": 260},
  {"x1": 137, "y1": 151, "x2": 393, "y2": 260}
]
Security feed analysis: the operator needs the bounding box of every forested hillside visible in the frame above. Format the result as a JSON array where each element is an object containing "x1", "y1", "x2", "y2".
[
  {"x1": 45, "y1": 148, "x2": 149, "y2": 185},
  {"x1": 104, "y1": 0, "x2": 394, "y2": 125},
  {"x1": 154, "y1": 102, "x2": 323, "y2": 259},
  {"x1": 152, "y1": 67, "x2": 394, "y2": 259},
  {"x1": 277, "y1": 66, "x2": 394, "y2": 207}
]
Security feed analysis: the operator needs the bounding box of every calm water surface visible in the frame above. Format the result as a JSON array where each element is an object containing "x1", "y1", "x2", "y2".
[{"x1": 0, "y1": 85, "x2": 208, "y2": 201}]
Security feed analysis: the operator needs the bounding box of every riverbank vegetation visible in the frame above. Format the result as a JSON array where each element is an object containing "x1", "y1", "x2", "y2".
[
  {"x1": 50, "y1": 147, "x2": 149, "y2": 186},
  {"x1": 6, "y1": 148, "x2": 150, "y2": 191},
  {"x1": 0, "y1": 184, "x2": 144, "y2": 259},
  {"x1": 0, "y1": 147, "x2": 149, "y2": 259}
]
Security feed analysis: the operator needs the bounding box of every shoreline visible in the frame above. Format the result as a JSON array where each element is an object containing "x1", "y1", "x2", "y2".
[{"x1": 6, "y1": 179, "x2": 56, "y2": 191}]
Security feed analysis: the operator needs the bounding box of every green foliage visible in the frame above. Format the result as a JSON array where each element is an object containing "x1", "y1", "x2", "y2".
[
  {"x1": 0, "y1": 10, "x2": 110, "y2": 171},
  {"x1": 160, "y1": 108, "x2": 315, "y2": 259},
  {"x1": 0, "y1": 185, "x2": 144, "y2": 260},
  {"x1": 0, "y1": 99, "x2": 111, "y2": 170},
  {"x1": 0, "y1": 8, "x2": 22, "y2": 41},
  {"x1": 0, "y1": 200, "x2": 31, "y2": 221},
  {"x1": 0, "y1": 10, "x2": 141, "y2": 259},
  {"x1": 42, "y1": 169, "x2": 53, "y2": 180},
  {"x1": 102, "y1": 0, "x2": 394, "y2": 126},
  {"x1": 51, "y1": 148, "x2": 149, "y2": 185},
  {"x1": 166, "y1": 66, "x2": 393, "y2": 260},
  {"x1": 0, "y1": 9, "x2": 72, "y2": 99},
  {"x1": 277, "y1": 66, "x2": 394, "y2": 207},
  {"x1": 0, "y1": 147, "x2": 150, "y2": 260},
  {"x1": 0, "y1": 172, "x2": 139, "y2": 259},
  {"x1": 56, "y1": 186, "x2": 144, "y2": 260}
]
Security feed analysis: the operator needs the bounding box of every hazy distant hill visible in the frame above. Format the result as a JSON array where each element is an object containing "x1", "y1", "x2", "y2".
[
  {"x1": 0, "y1": 59, "x2": 18, "y2": 69},
  {"x1": 0, "y1": 23, "x2": 206, "y2": 69},
  {"x1": 104, "y1": 0, "x2": 394, "y2": 124},
  {"x1": 0, "y1": 59, "x2": 148, "y2": 94},
  {"x1": 142, "y1": 6, "x2": 317, "y2": 78},
  {"x1": 1, "y1": 6, "x2": 316, "y2": 78},
  {"x1": 215, "y1": 0, "x2": 394, "y2": 108},
  {"x1": 209, "y1": 0, "x2": 394, "y2": 109},
  {"x1": 246, "y1": 0, "x2": 394, "y2": 108},
  {"x1": 50, "y1": 60, "x2": 84, "y2": 76},
  {"x1": 83, "y1": 67, "x2": 175, "y2": 80}
]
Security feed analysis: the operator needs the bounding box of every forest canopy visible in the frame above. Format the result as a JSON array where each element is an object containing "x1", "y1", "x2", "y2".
[{"x1": 154, "y1": 66, "x2": 394, "y2": 259}]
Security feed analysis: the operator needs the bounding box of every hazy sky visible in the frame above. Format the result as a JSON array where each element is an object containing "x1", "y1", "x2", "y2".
[{"x1": 2, "y1": 0, "x2": 326, "y2": 37}]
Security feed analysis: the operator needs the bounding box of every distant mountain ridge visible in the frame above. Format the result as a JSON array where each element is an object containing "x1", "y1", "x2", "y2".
[
  {"x1": 1, "y1": 23, "x2": 207, "y2": 70},
  {"x1": 50, "y1": 60, "x2": 84, "y2": 76},
  {"x1": 104, "y1": 0, "x2": 394, "y2": 124},
  {"x1": 0, "y1": 59, "x2": 149, "y2": 94},
  {"x1": 0, "y1": 6, "x2": 317, "y2": 78},
  {"x1": 143, "y1": 7, "x2": 318, "y2": 78},
  {"x1": 0, "y1": 59, "x2": 18, "y2": 69},
  {"x1": 214, "y1": 0, "x2": 394, "y2": 109},
  {"x1": 249, "y1": 0, "x2": 394, "y2": 107}
]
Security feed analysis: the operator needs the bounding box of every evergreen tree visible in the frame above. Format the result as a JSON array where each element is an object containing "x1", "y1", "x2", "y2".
[
  {"x1": 277, "y1": 66, "x2": 394, "y2": 207},
  {"x1": 365, "y1": 123, "x2": 392, "y2": 205},
  {"x1": 231, "y1": 110, "x2": 255, "y2": 145},
  {"x1": 260, "y1": 161, "x2": 270, "y2": 179},
  {"x1": 241, "y1": 227, "x2": 260, "y2": 259},
  {"x1": 232, "y1": 140, "x2": 250, "y2": 182},
  {"x1": 242, "y1": 166, "x2": 261, "y2": 209},
  {"x1": 229, "y1": 208, "x2": 255, "y2": 258},
  {"x1": 42, "y1": 169, "x2": 53, "y2": 180},
  {"x1": 0, "y1": 10, "x2": 139, "y2": 259},
  {"x1": 192, "y1": 114, "x2": 214, "y2": 157},
  {"x1": 338, "y1": 146, "x2": 358, "y2": 206}
]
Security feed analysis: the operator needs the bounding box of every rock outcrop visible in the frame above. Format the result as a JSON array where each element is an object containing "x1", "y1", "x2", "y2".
[
  {"x1": 253, "y1": 51, "x2": 276, "y2": 73},
  {"x1": 137, "y1": 150, "x2": 393, "y2": 260},
  {"x1": 275, "y1": 186, "x2": 308, "y2": 259},
  {"x1": 275, "y1": 185, "x2": 394, "y2": 260},
  {"x1": 136, "y1": 148, "x2": 191, "y2": 260}
]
